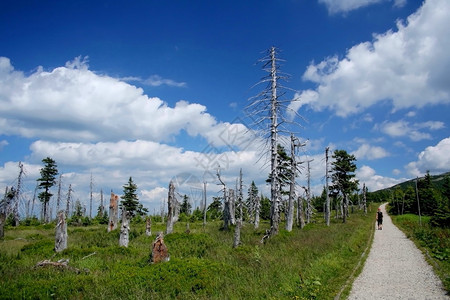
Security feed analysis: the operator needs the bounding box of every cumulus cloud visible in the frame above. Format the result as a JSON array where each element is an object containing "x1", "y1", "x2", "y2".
[
  {"x1": 352, "y1": 143, "x2": 389, "y2": 160},
  {"x1": 378, "y1": 120, "x2": 444, "y2": 141},
  {"x1": 292, "y1": 0, "x2": 450, "y2": 116},
  {"x1": 356, "y1": 165, "x2": 405, "y2": 191},
  {"x1": 0, "y1": 57, "x2": 251, "y2": 148},
  {"x1": 406, "y1": 137, "x2": 450, "y2": 176}
]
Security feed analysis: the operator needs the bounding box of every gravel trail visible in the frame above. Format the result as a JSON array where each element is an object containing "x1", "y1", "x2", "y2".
[{"x1": 348, "y1": 203, "x2": 448, "y2": 300}]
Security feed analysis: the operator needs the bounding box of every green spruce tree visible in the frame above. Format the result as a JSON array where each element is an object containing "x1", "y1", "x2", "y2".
[
  {"x1": 37, "y1": 157, "x2": 58, "y2": 222},
  {"x1": 121, "y1": 177, "x2": 140, "y2": 217}
]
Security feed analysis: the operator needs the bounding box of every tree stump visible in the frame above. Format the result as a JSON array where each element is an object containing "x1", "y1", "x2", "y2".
[
  {"x1": 150, "y1": 232, "x2": 170, "y2": 263},
  {"x1": 119, "y1": 208, "x2": 130, "y2": 247},
  {"x1": 145, "y1": 217, "x2": 152, "y2": 236},
  {"x1": 55, "y1": 210, "x2": 68, "y2": 252},
  {"x1": 108, "y1": 192, "x2": 119, "y2": 232}
]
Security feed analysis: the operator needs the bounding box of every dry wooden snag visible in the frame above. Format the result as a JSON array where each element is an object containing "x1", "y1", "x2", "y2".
[
  {"x1": 119, "y1": 207, "x2": 130, "y2": 247},
  {"x1": 108, "y1": 192, "x2": 119, "y2": 232},
  {"x1": 55, "y1": 210, "x2": 67, "y2": 252},
  {"x1": 150, "y1": 232, "x2": 170, "y2": 263}
]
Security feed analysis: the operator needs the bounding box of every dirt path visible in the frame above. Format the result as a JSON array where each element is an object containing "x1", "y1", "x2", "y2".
[{"x1": 348, "y1": 203, "x2": 448, "y2": 300}]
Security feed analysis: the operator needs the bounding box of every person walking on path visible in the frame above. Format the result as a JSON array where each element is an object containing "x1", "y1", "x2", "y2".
[
  {"x1": 376, "y1": 207, "x2": 383, "y2": 230},
  {"x1": 348, "y1": 203, "x2": 448, "y2": 300}
]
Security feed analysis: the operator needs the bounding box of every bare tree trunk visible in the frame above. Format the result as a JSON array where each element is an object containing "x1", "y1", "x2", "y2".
[
  {"x1": 342, "y1": 193, "x2": 348, "y2": 223},
  {"x1": 217, "y1": 168, "x2": 230, "y2": 231},
  {"x1": 286, "y1": 134, "x2": 296, "y2": 232},
  {"x1": 166, "y1": 181, "x2": 176, "y2": 234},
  {"x1": 56, "y1": 175, "x2": 62, "y2": 218},
  {"x1": 223, "y1": 192, "x2": 230, "y2": 231},
  {"x1": 306, "y1": 160, "x2": 313, "y2": 224},
  {"x1": 269, "y1": 47, "x2": 280, "y2": 236},
  {"x1": 146, "y1": 217, "x2": 152, "y2": 236},
  {"x1": 66, "y1": 184, "x2": 73, "y2": 217},
  {"x1": 233, "y1": 220, "x2": 241, "y2": 248},
  {"x1": 55, "y1": 210, "x2": 68, "y2": 252},
  {"x1": 108, "y1": 192, "x2": 119, "y2": 232},
  {"x1": 229, "y1": 188, "x2": 236, "y2": 225},
  {"x1": 13, "y1": 162, "x2": 24, "y2": 226},
  {"x1": 325, "y1": 147, "x2": 331, "y2": 226},
  {"x1": 254, "y1": 195, "x2": 260, "y2": 229},
  {"x1": 363, "y1": 183, "x2": 367, "y2": 215},
  {"x1": 203, "y1": 182, "x2": 207, "y2": 227},
  {"x1": 89, "y1": 173, "x2": 93, "y2": 219},
  {"x1": 119, "y1": 207, "x2": 130, "y2": 247}
]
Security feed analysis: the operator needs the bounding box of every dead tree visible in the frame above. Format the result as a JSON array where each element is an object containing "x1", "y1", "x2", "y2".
[
  {"x1": 297, "y1": 196, "x2": 305, "y2": 229},
  {"x1": 286, "y1": 134, "x2": 304, "y2": 231},
  {"x1": 245, "y1": 47, "x2": 303, "y2": 236},
  {"x1": 166, "y1": 181, "x2": 176, "y2": 234},
  {"x1": 119, "y1": 207, "x2": 130, "y2": 247},
  {"x1": 305, "y1": 159, "x2": 314, "y2": 224},
  {"x1": 362, "y1": 183, "x2": 367, "y2": 215},
  {"x1": 31, "y1": 183, "x2": 37, "y2": 218},
  {"x1": 217, "y1": 167, "x2": 231, "y2": 231},
  {"x1": 233, "y1": 170, "x2": 244, "y2": 248},
  {"x1": 233, "y1": 219, "x2": 241, "y2": 248},
  {"x1": 146, "y1": 217, "x2": 152, "y2": 236},
  {"x1": 56, "y1": 175, "x2": 62, "y2": 217},
  {"x1": 254, "y1": 195, "x2": 260, "y2": 229},
  {"x1": 55, "y1": 210, "x2": 68, "y2": 252},
  {"x1": 89, "y1": 173, "x2": 93, "y2": 219},
  {"x1": 325, "y1": 147, "x2": 331, "y2": 226},
  {"x1": 202, "y1": 182, "x2": 207, "y2": 227},
  {"x1": 229, "y1": 188, "x2": 236, "y2": 225},
  {"x1": 12, "y1": 162, "x2": 24, "y2": 226},
  {"x1": 66, "y1": 184, "x2": 73, "y2": 217},
  {"x1": 108, "y1": 191, "x2": 119, "y2": 232}
]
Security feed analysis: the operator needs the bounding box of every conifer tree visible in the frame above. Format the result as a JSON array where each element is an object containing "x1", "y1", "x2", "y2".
[
  {"x1": 37, "y1": 157, "x2": 58, "y2": 223},
  {"x1": 121, "y1": 177, "x2": 140, "y2": 218},
  {"x1": 330, "y1": 150, "x2": 358, "y2": 223}
]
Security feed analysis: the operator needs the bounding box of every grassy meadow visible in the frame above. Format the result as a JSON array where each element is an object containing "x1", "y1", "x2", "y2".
[{"x1": 0, "y1": 206, "x2": 377, "y2": 299}]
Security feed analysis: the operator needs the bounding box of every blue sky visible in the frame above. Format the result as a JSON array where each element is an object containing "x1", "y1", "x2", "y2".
[{"x1": 1, "y1": 0, "x2": 449, "y2": 216}]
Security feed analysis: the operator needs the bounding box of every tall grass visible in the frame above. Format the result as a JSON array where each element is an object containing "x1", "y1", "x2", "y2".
[
  {"x1": 0, "y1": 206, "x2": 376, "y2": 299},
  {"x1": 391, "y1": 213, "x2": 450, "y2": 292}
]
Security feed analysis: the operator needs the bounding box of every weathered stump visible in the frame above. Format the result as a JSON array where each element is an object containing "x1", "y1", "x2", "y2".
[
  {"x1": 150, "y1": 232, "x2": 170, "y2": 263},
  {"x1": 55, "y1": 210, "x2": 68, "y2": 252},
  {"x1": 108, "y1": 192, "x2": 119, "y2": 232},
  {"x1": 119, "y1": 208, "x2": 130, "y2": 247},
  {"x1": 145, "y1": 217, "x2": 152, "y2": 236}
]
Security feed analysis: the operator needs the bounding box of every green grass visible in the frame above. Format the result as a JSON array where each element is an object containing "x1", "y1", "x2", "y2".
[
  {"x1": 391, "y1": 213, "x2": 450, "y2": 293},
  {"x1": 0, "y1": 206, "x2": 376, "y2": 299}
]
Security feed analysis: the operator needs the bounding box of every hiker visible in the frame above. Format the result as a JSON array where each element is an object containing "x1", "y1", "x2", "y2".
[{"x1": 376, "y1": 208, "x2": 383, "y2": 230}]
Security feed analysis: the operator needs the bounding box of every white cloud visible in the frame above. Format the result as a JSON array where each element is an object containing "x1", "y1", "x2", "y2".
[
  {"x1": 121, "y1": 74, "x2": 186, "y2": 87},
  {"x1": 319, "y1": 0, "x2": 383, "y2": 14},
  {"x1": 379, "y1": 120, "x2": 444, "y2": 141},
  {"x1": 292, "y1": 0, "x2": 450, "y2": 116},
  {"x1": 406, "y1": 137, "x2": 450, "y2": 176},
  {"x1": 319, "y1": 0, "x2": 406, "y2": 14},
  {"x1": 352, "y1": 143, "x2": 389, "y2": 160},
  {"x1": 356, "y1": 165, "x2": 405, "y2": 191},
  {"x1": 0, "y1": 57, "x2": 251, "y2": 148},
  {"x1": 143, "y1": 75, "x2": 187, "y2": 87}
]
